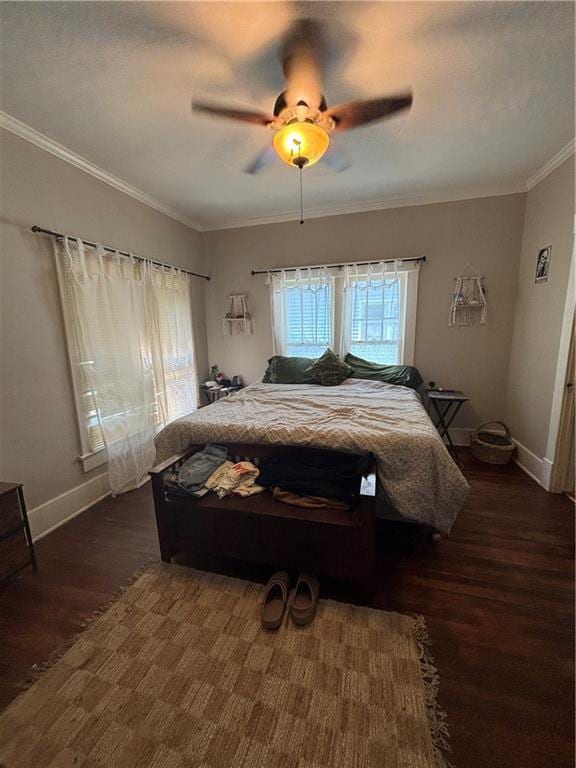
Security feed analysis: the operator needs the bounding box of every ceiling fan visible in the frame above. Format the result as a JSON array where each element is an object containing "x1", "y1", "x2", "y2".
[{"x1": 192, "y1": 17, "x2": 413, "y2": 175}]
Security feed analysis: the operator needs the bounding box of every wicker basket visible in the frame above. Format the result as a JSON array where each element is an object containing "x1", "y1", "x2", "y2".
[{"x1": 470, "y1": 421, "x2": 515, "y2": 465}]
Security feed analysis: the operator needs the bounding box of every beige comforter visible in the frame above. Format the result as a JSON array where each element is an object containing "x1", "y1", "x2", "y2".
[{"x1": 154, "y1": 380, "x2": 469, "y2": 533}]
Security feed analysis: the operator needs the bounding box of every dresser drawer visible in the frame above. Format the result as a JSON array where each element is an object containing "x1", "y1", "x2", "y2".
[
  {"x1": 0, "y1": 488, "x2": 23, "y2": 537},
  {"x1": 0, "y1": 529, "x2": 30, "y2": 581}
]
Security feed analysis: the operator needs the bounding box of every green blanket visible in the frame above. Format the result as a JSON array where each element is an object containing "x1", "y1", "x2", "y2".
[{"x1": 344, "y1": 353, "x2": 423, "y2": 390}]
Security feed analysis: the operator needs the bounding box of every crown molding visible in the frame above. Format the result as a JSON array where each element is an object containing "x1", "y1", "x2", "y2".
[
  {"x1": 525, "y1": 138, "x2": 575, "y2": 190},
  {"x1": 3, "y1": 109, "x2": 572, "y2": 233},
  {"x1": 200, "y1": 184, "x2": 527, "y2": 232},
  {"x1": 0, "y1": 111, "x2": 202, "y2": 232}
]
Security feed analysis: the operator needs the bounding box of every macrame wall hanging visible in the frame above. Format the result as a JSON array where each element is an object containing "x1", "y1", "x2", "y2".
[
  {"x1": 449, "y1": 263, "x2": 487, "y2": 326},
  {"x1": 223, "y1": 293, "x2": 252, "y2": 335}
]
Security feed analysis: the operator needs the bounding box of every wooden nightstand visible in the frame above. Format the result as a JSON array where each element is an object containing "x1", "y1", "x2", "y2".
[
  {"x1": 200, "y1": 384, "x2": 243, "y2": 406},
  {"x1": 0, "y1": 482, "x2": 37, "y2": 583}
]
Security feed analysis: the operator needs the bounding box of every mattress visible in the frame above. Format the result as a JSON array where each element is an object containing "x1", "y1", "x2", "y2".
[{"x1": 154, "y1": 379, "x2": 469, "y2": 533}]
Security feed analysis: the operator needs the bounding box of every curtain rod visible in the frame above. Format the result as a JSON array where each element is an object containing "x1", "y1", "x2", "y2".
[
  {"x1": 31, "y1": 225, "x2": 210, "y2": 281},
  {"x1": 251, "y1": 255, "x2": 426, "y2": 276}
]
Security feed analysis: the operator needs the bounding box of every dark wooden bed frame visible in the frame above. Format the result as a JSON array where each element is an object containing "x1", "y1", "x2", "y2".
[{"x1": 149, "y1": 442, "x2": 377, "y2": 593}]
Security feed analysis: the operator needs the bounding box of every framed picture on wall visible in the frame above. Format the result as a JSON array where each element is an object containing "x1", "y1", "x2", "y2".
[{"x1": 535, "y1": 246, "x2": 551, "y2": 283}]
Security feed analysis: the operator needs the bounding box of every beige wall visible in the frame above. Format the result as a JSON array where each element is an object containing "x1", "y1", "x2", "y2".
[
  {"x1": 506, "y1": 157, "x2": 575, "y2": 460},
  {"x1": 4, "y1": 121, "x2": 570, "y2": 515},
  {"x1": 0, "y1": 129, "x2": 208, "y2": 509},
  {"x1": 204, "y1": 193, "x2": 527, "y2": 430}
]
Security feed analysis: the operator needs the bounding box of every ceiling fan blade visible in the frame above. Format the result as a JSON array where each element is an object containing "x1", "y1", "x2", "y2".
[
  {"x1": 192, "y1": 101, "x2": 273, "y2": 127},
  {"x1": 281, "y1": 17, "x2": 325, "y2": 108},
  {"x1": 321, "y1": 145, "x2": 350, "y2": 173},
  {"x1": 244, "y1": 146, "x2": 277, "y2": 175},
  {"x1": 326, "y1": 94, "x2": 413, "y2": 132}
]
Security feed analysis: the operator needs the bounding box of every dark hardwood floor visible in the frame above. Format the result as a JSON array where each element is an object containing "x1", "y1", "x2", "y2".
[{"x1": 0, "y1": 450, "x2": 573, "y2": 768}]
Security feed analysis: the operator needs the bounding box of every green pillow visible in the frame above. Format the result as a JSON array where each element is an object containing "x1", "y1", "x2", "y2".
[
  {"x1": 263, "y1": 355, "x2": 319, "y2": 384},
  {"x1": 305, "y1": 349, "x2": 352, "y2": 386},
  {"x1": 262, "y1": 360, "x2": 273, "y2": 383},
  {"x1": 344, "y1": 353, "x2": 423, "y2": 390}
]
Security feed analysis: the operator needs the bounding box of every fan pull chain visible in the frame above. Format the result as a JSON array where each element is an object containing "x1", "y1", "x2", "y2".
[{"x1": 299, "y1": 166, "x2": 304, "y2": 225}]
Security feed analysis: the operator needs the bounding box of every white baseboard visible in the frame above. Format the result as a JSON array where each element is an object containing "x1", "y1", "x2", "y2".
[
  {"x1": 448, "y1": 432, "x2": 552, "y2": 489},
  {"x1": 512, "y1": 439, "x2": 545, "y2": 487},
  {"x1": 541, "y1": 457, "x2": 554, "y2": 491},
  {"x1": 29, "y1": 473, "x2": 111, "y2": 541}
]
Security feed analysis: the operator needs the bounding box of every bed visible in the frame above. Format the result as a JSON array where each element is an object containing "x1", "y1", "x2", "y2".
[{"x1": 155, "y1": 379, "x2": 469, "y2": 534}]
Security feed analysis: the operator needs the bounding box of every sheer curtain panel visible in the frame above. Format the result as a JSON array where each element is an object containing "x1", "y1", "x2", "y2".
[
  {"x1": 146, "y1": 264, "x2": 198, "y2": 427},
  {"x1": 56, "y1": 237, "x2": 198, "y2": 495}
]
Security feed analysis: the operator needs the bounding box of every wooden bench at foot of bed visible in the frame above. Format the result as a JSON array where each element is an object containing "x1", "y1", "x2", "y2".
[{"x1": 149, "y1": 443, "x2": 377, "y2": 593}]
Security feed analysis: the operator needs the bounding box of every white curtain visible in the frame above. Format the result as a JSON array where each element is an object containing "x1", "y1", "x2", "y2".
[
  {"x1": 146, "y1": 264, "x2": 198, "y2": 427},
  {"x1": 341, "y1": 260, "x2": 420, "y2": 365},
  {"x1": 267, "y1": 267, "x2": 333, "y2": 357},
  {"x1": 56, "y1": 237, "x2": 198, "y2": 495}
]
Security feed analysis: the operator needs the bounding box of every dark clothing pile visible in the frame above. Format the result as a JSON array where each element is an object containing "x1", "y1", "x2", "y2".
[{"x1": 257, "y1": 448, "x2": 374, "y2": 507}]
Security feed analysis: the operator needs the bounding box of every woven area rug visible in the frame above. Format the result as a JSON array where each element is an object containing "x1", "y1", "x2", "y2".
[{"x1": 0, "y1": 563, "x2": 451, "y2": 768}]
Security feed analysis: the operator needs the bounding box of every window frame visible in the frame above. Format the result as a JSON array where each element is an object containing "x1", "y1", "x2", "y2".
[
  {"x1": 402, "y1": 269, "x2": 419, "y2": 365},
  {"x1": 343, "y1": 268, "x2": 419, "y2": 366},
  {"x1": 348, "y1": 272, "x2": 403, "y2": 366}
]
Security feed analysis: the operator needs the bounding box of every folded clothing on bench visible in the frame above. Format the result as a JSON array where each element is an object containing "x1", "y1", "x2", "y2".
[
  {"x1": 165, "y1": 445, "x2": 264, "y2": 499},
  {"x1": 205, "y1": 461, "x2": 264, "y2": 498},
  {"x1": 165, "y1": 443, "x2": 228, "y2": 496}
]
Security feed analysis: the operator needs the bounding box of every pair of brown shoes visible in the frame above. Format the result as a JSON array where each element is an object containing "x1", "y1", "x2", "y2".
[{"x1": 261, "y1": 571, "x2": 319, "y2": 630}]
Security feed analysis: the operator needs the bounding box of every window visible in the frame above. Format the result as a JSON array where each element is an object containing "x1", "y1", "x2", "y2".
[
  {"x1": 268, "y1": 262, "x2": 420, "y2": 366},
  {"x1": 270, "y1": 271, "x2": 334, "y2": 358},
  {"x1": 348, "y1": 274, "x2": 404, "y2": 365},
  {"x1": 79, "y1": 361, "x2": 106, "y2": 454},
  {"x1": 147, "y1": 275, "x2": 199, "y2": 430},
  {"x1": 56, "y1": 239, "x2": 198, "y2": 479},
  {"x1": 343, "y1": 266, "x2": 419, "y2": 365},
  {"x1": 285, "y1": 281, "x2": 333, "y2": 357}
]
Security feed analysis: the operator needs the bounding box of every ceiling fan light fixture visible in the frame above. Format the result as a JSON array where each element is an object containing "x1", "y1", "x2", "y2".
[{"x1": 273, "y1": 122, "x2": 330, "y2": 168}]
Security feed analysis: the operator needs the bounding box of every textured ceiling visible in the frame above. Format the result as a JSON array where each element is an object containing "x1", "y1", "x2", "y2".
[{"x1": 1, "y1": 2, "x2": 574, "y2": 230}]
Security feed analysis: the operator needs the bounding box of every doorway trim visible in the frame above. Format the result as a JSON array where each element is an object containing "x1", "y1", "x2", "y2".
[
  {"x1": 543, "y1": 221, "x2": 575, "y2": 490},
  {"x1": 548, "y1": 315, "x2": 574, "y2": 493}
]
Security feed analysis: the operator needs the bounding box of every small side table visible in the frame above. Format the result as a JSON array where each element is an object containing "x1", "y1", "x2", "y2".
[
  {"x1": 201, "y1": 384, "x2": 243, "y2": 406},
  {"x1": 0, "y1": 482, "x2": 38, "y2": 583},
  {"x1": 426, "y1": 390, "x2": 469, "y2": 463}
]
